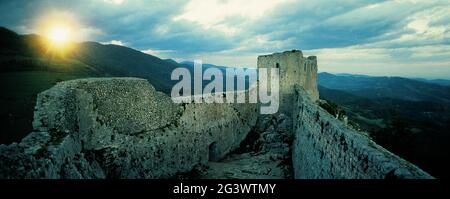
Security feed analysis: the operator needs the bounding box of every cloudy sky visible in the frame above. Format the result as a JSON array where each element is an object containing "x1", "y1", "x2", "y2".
[{"x1": 1, "y1": 0, "x2": 449, "y2": 79}]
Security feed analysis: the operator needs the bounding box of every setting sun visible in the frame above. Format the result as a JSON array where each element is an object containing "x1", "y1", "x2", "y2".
[
  {"x1": 41, "y1": 22, "x2": 77, "y2": 54},
  {"x1": 35, "y1": 12, "x2": 81, "y2": 52},
  {"x1": 48, "y1": 25, "x2": 71, "y2": 44}
]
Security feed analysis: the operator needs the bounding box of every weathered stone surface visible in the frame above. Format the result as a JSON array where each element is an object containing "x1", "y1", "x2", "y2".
[
  {"x1": 0, "y1": 131, "x2": 104, "y2": 179},
  {"x1": 0, "y1": 78, "x2": 258, "y2": 178},
  {"x1": 292, "y1": 85, "x2": 433, "y2": 179},
  {"x1": 258, "y1": 50, "x2": 319, "y2": 115},
  {"x1": 33, "y1": 78, "x2": 181, "y2": 135}
]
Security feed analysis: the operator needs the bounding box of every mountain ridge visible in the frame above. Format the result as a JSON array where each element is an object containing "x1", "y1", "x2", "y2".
[
  {"x1": 0, "y1": 27, "x2": 185, "y2": 143},
  {"x1": 318, "y1": 72, "x2": 450, "y2": 104}
]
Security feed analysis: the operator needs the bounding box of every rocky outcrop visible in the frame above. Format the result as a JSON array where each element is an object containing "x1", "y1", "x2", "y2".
[
  {"x1": 292, "y1": 86, "x2": 433, "y2": 179},
  {"x1": 0, "y1": 78, "x2": 258, "y2": 178}
]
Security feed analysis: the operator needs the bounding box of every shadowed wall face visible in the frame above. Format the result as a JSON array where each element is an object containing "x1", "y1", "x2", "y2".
[{"x1": 291, "y1": 86, "x2": 432, "y2": 179}]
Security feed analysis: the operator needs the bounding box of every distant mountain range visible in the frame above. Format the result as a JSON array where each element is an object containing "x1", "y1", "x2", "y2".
[
  {"x1": 318, "y1": 72, "x2": 450, "y2": 103},
  {"x1": 413, "y1": 77, "x2": 450, "y2": 87},
  {"x1": 332, "y1": 73, "x2": 450, "y2": 86},
  {"x1": 0, "y1": 26, "x2": 183, "y2": 93},
  {"x1": 179, "y1": 60, "x2": 257, "y2": 91},
  {"x1": 179, "y1": 60, "x2": 257, "y2": 76}
]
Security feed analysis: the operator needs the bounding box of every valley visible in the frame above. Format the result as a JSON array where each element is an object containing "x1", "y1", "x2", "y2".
[{"x1": 318, "y1": 73, "x2": 450, "y2": 178}]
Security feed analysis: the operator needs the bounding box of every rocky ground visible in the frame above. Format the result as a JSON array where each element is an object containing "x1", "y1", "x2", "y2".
[{"x1": 177, "y1": 114, "x2": 294, "y2": 179}]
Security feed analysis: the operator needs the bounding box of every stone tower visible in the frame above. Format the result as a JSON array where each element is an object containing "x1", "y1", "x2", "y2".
[{"x1": 257, "y1": 50, "x2": 319, "y2": 114}]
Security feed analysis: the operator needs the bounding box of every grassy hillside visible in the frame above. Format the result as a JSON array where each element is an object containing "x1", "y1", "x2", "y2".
[
  {"x1": 0, "y1": 71, "x2": 87, "y2": 143},
  {"x1": 72, "y1": 42, "x2": 180, "y2": 93}
]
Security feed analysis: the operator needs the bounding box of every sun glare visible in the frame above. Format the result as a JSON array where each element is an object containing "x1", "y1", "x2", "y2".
[
  {"x1": 36, "y1": 11, "x2": 82, "y2": 53},
  {"x1": 47, "y1": 25, "x2": 72, "y2": 46}
]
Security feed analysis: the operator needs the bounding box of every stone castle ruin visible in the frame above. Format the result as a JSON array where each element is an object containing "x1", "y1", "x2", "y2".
[
  {"x1": 258, "y1": 50, "x2": 319, "y2": 115},
  {"x1": 0, "y1": 50, "x2": 432, "y2": 179}
]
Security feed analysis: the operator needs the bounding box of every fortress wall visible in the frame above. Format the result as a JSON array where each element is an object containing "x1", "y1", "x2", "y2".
[
  {"x1": 0, "y1": 78, "x2": 258, "y2": 178},
  {"x1": 257, "y1": 50, "x2": 319, "y2": 115},
  {"x1": 292, "y1": 86, "x2": 433, "y2": 179},
  {"x1": 0, "y1": 50, "x2": 434, "y2": 179},
  {"x1": 257, "y1": 50, "x2": 431, "y2": 179}
]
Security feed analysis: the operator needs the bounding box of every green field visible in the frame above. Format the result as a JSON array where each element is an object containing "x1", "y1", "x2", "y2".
[{"x1": 0, "y1": 71, "x2": 92, "y2": 143}]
